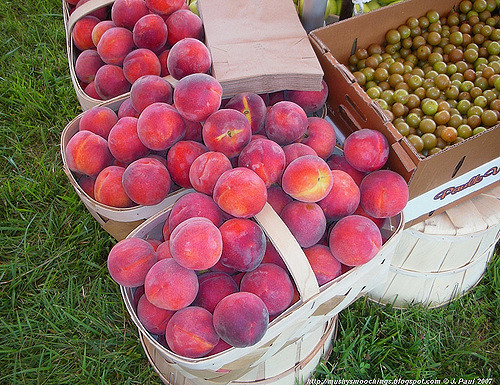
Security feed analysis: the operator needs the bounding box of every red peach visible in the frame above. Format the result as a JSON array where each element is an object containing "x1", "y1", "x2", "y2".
[
  {"x1": 213, "y1": 167, "x2": 267, "y2": 219},
  {"x1": 133, "y1": 14, "x2": 168, "y2": 52},
  {"x1": 72, "y1": 15, "x2": 100, "y2": 51},
  {"x1": 97, "y1": 27, "x2": 135, "y2": 65},
  {"x1": 343, "y1": 129, "x2": 390, "y2": 172},
  {"x1": 94, "y1": 166, "x2": 134, "y2": 207},
  {"x1": 147, "y1": 239, "x2": 162, "y2": 250},
  {"x1": 165, "y1": 306, "x2": 219, "y2": 358},
  {"x1": 130, "y1": 74, "x2": 173, "y2": 113},
  {"x1": 108, "y1": 116, "x2": 149, "y2": 163},
  {"x1": 165, "y1": 9, "x2": 203, "y2": 46},
  {"x1": 318, "y1": 170, "x2": 360, "y2": 222},
  {"x1": 107, "y1": 237, "x2": 158, "y2": 287},
  {"x1": 83, "y1": 81, "x2": 101, "y2": 100},
  {"x1": 91, "y1": 20, "x2": 116, "y2": 47},
  {"x1": 281, "y1": 155, "x2": 333, "y2": 203},
  {"x1": 122, "y1": 158, "x2": 172, "y2": 205},
  {"x1": 188, "y1": 151, "x2": 232, "y2": 195},
  {"x1": 284, "y1": 80, "x2": 328, "y2": 114},
  {"x1": 168, "y1": 191, "x2": 224, "y2": 230},
  {"x1": 266, "y1": 185, "x2": 293, "y2": 215},
  {"x1": 225, "y1": 92, "x2": 267, "y2": 134},
  {"x1": 359, "y1": 169, "x2": 409, "y2": 218},
  {"x1": 78, "y1": 105, "x2": 118, "y2": 139},
  {"x1": 122, "y1": 48, "x2": 161, "y2": 84},
  {"x1": 145, "y1": 0, "x2": 185, "y2": 16},
  {"x1": 94, "y1": 64, "x2": 131, "y2": 100},
  {"x1": 75, "y1": 0, "x2": 108, "y2": 20},
  {"x1": 219, "y1": 218, "x2": 266, "y2": 272},
  {"x1": 66, "y1": 130, "x2": 113, "y2": 177},
  {"x1": 303, "y1": 244, "x2": 341, "y2": 285},
  {"x1": 237, "y1": 138, "x2": 286, "y2": 187},
  {"x1": 295, "y1": 117, "x2": 336, "y2": 160},
  {"x1": 137, "y1": 294, "x2": 174, "y2": 335},
  {"x1": 117, "y1": 98, "x2": 140, "y2": 118},
  {"x1": 328, "y1": 215, "x2": 382, "y2": 266},
  {"x1": 193, "y1": 272, "x2": 238, "y2": 313},
  {"x1": 145, "y1": 258, "x2": 198, "y2": 310},
  {"x1": 166, "y1": 140, "x2": 207, "y2": 187},
  {"x1": 280, "y1": 201, "x2": 326, "y2": 248},
  {"x1": 326, "y1": 154, "x2": 366, "y2": 186},
  {"x1": 203, "y1": 109, "x2": 252, "y2": 159},
  {"x1": 137, "y1": 102, "x2": 185, "y2": 151},
  {"x1": 78, "y1": 175, "x2": 96, "y2": 199},
  {"x1": 261, "y1": 241, "x2": 287, "y2": 271},
  {"x1": 282, "y1": 142, "x2": 318, "y2": 168},
  {"x1": 156, "y1": 241, "x2": 173, "y2": 260},
  {"x1": 264, "y1": 101, "x2": 308, "y2": 145},
  {"x1": 167, "y1": 38, "x2": 212, "y2": 80},
  {"x1": 158, "y1": 49, "x2": 170, "y2": 77},
  {"x1": 111, "y1": 0, "x2": 149, "y2": 30},
  {"x1": 74, "y1": 49, "x2": 104, "y2": 84}
]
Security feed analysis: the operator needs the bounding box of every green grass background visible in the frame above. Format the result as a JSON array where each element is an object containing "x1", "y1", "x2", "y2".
[{"x1": 0, "y1": 1, "x2": 498, "y2": 384}]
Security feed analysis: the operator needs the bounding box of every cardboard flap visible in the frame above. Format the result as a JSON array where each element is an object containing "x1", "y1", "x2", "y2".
[{"x1": 198, "y1": 0, "x2": 324, "y2": 96}]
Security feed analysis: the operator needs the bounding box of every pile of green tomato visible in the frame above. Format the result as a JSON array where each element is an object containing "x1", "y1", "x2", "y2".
[{"x1": 349, "y1": 0, "x2": 500, "y2": 157}]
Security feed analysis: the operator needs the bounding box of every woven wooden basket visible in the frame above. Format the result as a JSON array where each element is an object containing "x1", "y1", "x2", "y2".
[
  {"x1": 367, "y1": 184, "x2": 500, "y2": 309},
  {"x1": 140, "y1": 316, "x2": 337, "y2": 385},
  {"x1": 60, "y1": 96, "x2": 191, "y2": 240},
  {"x1": 120, "y1": 200, "x2": 403, "y2": 383}
]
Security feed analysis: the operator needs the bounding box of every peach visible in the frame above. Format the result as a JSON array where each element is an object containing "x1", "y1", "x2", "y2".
[
  {"x1": 282, "y1": 142, "x2": 318, "y2": 168},
  {"x1": 166, "y1": 140, "x2": 207, "y2": 187},
  {"x1": 137, "y1": 102, "x2": 185, "y2": 151},
  {"x1": 328, "y1": 215, "x2": 382, "y2": 266},
  {"x1": 137, "y1": 294, "x2": 174, "y2": 335},
  {"x1": 206, "y1": 339, "x2": 232, "y2": 356},
  {"x1": 78, "y1": 175, "x2": 96, "y2": 199},
  {"x1": 108, "y1": 116, "x2": 149, "y2": 163},
  {"x1": 193, "y1": 272, "x2": 239, "y2": 313},
  {"x1": 74, "y1": 49, "x2": 104, "y2": 84},
  {"x1": 343, "y1": 129, "x2": 389, "y2": 172},
  {"x1": 130, "y1": 75, "x2": 173, "y2": 113},
  {"x1": 91, "y1": 20, "x2": 116, "y2": 47},
  {"x1": 326, "y1": 154, "x2": 366, "y2": 186},
  {"x1": 156, "y1": 241, "x2": 173, "y2": 260},
  {"x1": 72, "y1": 16, "x2": 100, "y2": 51},
  {"x1": 168, "y1": 192, "x2": 224, "y2": 230},
  {"x1": 117, "y1": 98, "x2": 140, "y2": 118},
  {"x1": 122, "y1": 48, "x2": 161, "y2": 84},
  {"x1": 97, "y1": 27, "x2": 135, "y2": 66},
  {"x1": 111, "y1": 0, "x2": 149, "y2": 30},
  {"x1": 210, "y1": 260, "x2": 237, "y2": 275},
  {"x1": 203, "y1": 109, "x2": 252, "y2": 159},
  {"x1": 94, "y1": 64, "x2": 131, "y2": 100},
  {"x1": 173, "y1": 73, "x2": 222, "y2": 122},
  {"x1": 359, "y1": 169, "x2": 409, "y2": 218},
  {"x1": 281, "y1": 155, "x2": 333, "y2": 203},
  {"x1": 295, "y1": 117, "x2": 336, "y2": 160},
  {"x1": 132, "y1": 285, "x2": 145, "y2": 310},
  {"x1": 83, "y1": 81, "x2": 101, "y2": 100},
  {"x1": 240, "y1": 263, "x2": 294, "y2": 316},
  {"x1": 169, "y1": 217, "x2": 223, "y2": 270},
  {"x1": 266, "y1": 185, "x2": 292, "y2": 215},
  {"x1": 162, "y1": 213, "x2": 171, "y2": 240},
  {"x1": 78, "y1": 105, "x2": 118, "y2": 139},
  {"x1": 225, "y1": 92, "x2": 267, "y2": 134},
  {"x1": 145, "y1": 258, "x2": 198, "y2": 310},
  {"x1": 94, "y1": 166, "x2": 134, "y2": 207},
  {"x1": 188, "y1": 151, "x2": 232, "y2": 195},
  {"x1": 219, "y1": 218, "x2": 266, "y2": 272},
  {"x1": 318, "y1": 170, "x2": 360, "y2": 222},
  {"x1": 268, "y1": 91, "x2": 285, "y2": 105},
  {"x1": 212, "y1": 292, "x2": 269, "y2": 348},
  {"x1": 237, "y1": 138, "x2": 286, "y2": 187},
  {"x1": 132, "y1": 14, "x2": 168, "y2": 52},
  {"x1": 284, "y1": 80, "x2": 329, "y2": 114},
  {"x1": 353, "y1": 205, "x2": 385, "y2": 229},
  {"x1": 213, "y1": 167, "x2": 267, "y2": 219},
  {"x1": 65, "y1": 130, "x2": 113, "y2": 177},
  {"x1": 303, "y1": 244, "x2": 341, "y2": 286},
  {"x1": 158, "y1": 48, "x2": 170, "y2": 77},
  {"x1": 167, "y1": 38, "x2": 211, "y2": 80},
  {"x1": 145, "y1": 0, "x2": 185, "y2": 15},
  {"x1": 280, "y1": 201, "x2": 326, "y2": 248},
  {"x1": 165, "y1": 9, "x2": 203, "y2": 46},
  {"x1": 165, "y1": 306, "x2": 219, "y2": 358},
  {"x1": 122, "y1": 157, "x2": 172, "y2": 205},
  {"x1": 265, "y1": 101, "x2": 308, "y2": 145},
  {"x1": 261, "y1": 241, "x2": 287, "y2": 271},
  {"x1": 107, "y1": 237, "x2": 158, "y2": 287}
]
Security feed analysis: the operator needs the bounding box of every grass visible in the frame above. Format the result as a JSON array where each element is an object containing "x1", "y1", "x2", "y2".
[{"x1": 0, "y1": 0, "x2": 498, "y2": 384}]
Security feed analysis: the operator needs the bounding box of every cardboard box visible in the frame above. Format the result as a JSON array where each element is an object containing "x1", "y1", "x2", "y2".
[{"x1": 309, "y1": 0, "x2": 500, "y2": 227}]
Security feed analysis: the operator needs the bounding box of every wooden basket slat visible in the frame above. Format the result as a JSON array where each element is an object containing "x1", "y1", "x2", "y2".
[{"x1": 444, "y1": 199, "x2": 489, "y2": 236}]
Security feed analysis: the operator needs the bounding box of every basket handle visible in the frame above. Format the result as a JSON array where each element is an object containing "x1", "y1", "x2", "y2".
[
  {"x1": 254, "y1": 203, "x2": 320, "y2": 302},
  {"x1": 67, "y1": 0, "x2": 115, "y2": 33}
]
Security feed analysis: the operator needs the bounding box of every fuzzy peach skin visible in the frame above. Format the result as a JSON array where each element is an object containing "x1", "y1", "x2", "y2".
[
  {"x1": 78, "y1": 106, "x2": 118, "y2": 139},
  {"x1": 295, "y1": 117, "x2": 336, "y2": 160},
  {"x1": 169, "y1": 217, "x2": 223, "y2": 270},
  {"x1": 165, "y1": 9, "x2": 203, "y2": 46},
  {"x1": 122, "y1": 48, "x2": 161, "y2": 84},
  {"x1": 264, "y1": 101, "x2": 308, "y2": 145},
  {"x1": 108, "y1": 117, "x2": 149, "y2": 164},
  {"x1": 137, "y1": 294, "x2": 174, "y2": 335},
  {"x1": 266, "y1": 185, "x2": 292, "y2": 216},
  {"x1": 193, "y1": 271, "x2": 238, "y2": 313},
  {"x1": 189, "y1": 151, "x2": 232, "y2": 195},
  {"x1": 225, "y1": 92, "x2": 267, "y2": 134},
  {"x1": 168, "y1": 191, "x2": 224, "y2": 230},
  {"x1": 144, "y1": 258, "x2": 199, "y2": 310},
  {"x1": 281, "y1": 155, "x2": 333, "y2": 203},
  {"x1": 212, "y1": 292, "x2": 269, "y2": 348},
  {"x1": 359, "y1": 169, "x2": 409, "y2": 218},
  {"x1": 284, "y1": 79, "x2": 328, "y2": 114},
  {"x1": 328, "y1": 215, "x2": 382, "y2": 266},
  {"x1": 167, "y1": 38, "x2": 212, "y2": 80},
  {"x1": 94, "y1": 166, "x2": 134, "y2": 208},
  {"x1": 318, "y1": 170, "x2": 360, "y2": 222},
  {"x1": 107, "y1": 238, "x2": 158, "y2": 287},
  {"x1": 280, "y1": 201, "x2": 326, "y2": 248},
  {"x1": 65, "y1": 130, "x2": 113, "y2": 177},
  {"x1": 166, "y1": 140, "x2": 207, "y2": 188},
  {"x1": 282, "y1": 142, "x2": 317, "y2": 168},
  {"x1": 133, "y1": 14, "x2": 168, "y2": 52},
  {"x1": 213, "y1": 167, "x2": 267, "y2": 219},
  {"x1": 130, "y1": 75, "x2": 173, "y2": 113},
  {"x1": 303, "y1": 244, "x2": 341, "y2": 286},
  {"x1": 111, "y1": 0, "x2": 149, "y2": 30},
  {"x1": 343, "y1": 129, "x2": 389, "y2": 173},
  {"x1": 165, "y1": 306, "x2": 220, "y2": 358}
]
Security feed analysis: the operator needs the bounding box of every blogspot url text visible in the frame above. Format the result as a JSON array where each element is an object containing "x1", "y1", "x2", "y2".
[{"x1": 306, "y1": 379, "x2": 494, "y2": 385}]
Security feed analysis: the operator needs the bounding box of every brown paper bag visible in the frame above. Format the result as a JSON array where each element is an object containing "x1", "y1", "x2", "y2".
[{"x1": 198, "y1": 0, "x2": 324, "y2": 97}]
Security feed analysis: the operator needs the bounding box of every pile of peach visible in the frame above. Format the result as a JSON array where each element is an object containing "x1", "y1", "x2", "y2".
[
  {"x1": 99, "y1": 72, "x2": 409, "y2": 358},
  {"x1": 68, "y1": 0, "x2": 208, "y2": 100}
]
